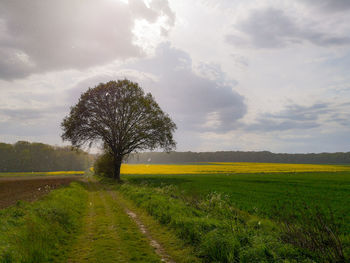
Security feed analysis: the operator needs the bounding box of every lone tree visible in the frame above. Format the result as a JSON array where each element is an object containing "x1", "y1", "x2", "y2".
[{"x1": 61, "y1": 79, "x2": 177, "y2": 181}]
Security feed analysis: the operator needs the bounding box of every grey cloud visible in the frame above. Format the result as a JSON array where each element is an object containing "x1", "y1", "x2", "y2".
[
  {"x1": 0, "y1": 106, "x2": 66, "y2": 137},
  {"x1": 127, "y1": 43, "x2": 246, "y2": 132},
  {"x1": 68, "y1": 43, "x2": 246, "y2": 134},
  {"x1": 230, "y1": 54, "x2": 249, "y2": 67},
  {"x1": 0, "y1": 48, "x2": 35, "y2": 79},
  {"x1": 226, "y1": 8, "x2": 350, "y2": 48},
  {"x1": 246, "y1": 119, "x2": 320, "y2": 132},
  {"x1": 245, "y1": 102, "x2": 349, "y2": 132},
  {"x1": 0, "y1": 106, "x2": 66, "y2": 121},
  {"x1": 0, "y1": 0, "x2": 174, "y2": 80},
  {"x1": 265, "y1": 103, "x2": 331, "y2": 121},
  {"x1": 300, "y1": 0, "x2": 350, "y2": 13}
]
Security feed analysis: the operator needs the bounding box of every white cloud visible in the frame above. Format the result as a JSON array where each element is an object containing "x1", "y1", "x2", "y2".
[{"x1": 1, "y1": 0, "x2": 350, "y2": 153}]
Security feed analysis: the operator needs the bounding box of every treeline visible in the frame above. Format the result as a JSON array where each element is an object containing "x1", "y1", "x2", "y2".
[
  {"x1": 0, "y1": 141, "x2": 93, "y2": 172},
  {"x1": 127, "y1": 151, "x2": 350, "y2": 164}
]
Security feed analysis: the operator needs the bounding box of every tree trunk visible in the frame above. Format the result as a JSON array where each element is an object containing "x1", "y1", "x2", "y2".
[{"x1": 113, "y1": 156, "x2": 122, "y2": 182}]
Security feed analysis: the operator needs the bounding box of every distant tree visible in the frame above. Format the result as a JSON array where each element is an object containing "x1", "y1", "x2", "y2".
[
  {"x1": 0, "y1": 141, "x2": 91, "y2": 172},
  {"x1": 61, "y1": 79, "x2": 177, "y2": 181}
]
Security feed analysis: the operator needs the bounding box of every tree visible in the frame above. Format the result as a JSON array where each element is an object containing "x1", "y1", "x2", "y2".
[{"x1": 61, "y1": 79, "x2": 177, "y2": 181}]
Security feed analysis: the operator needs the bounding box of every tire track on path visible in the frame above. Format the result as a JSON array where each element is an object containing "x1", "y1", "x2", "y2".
[
  {"x1": 67, "y1": 180, "x2": 161, "y2": 263},
  {"x1": 107, "y1": 190, "x2": 176, "y2": 263}
]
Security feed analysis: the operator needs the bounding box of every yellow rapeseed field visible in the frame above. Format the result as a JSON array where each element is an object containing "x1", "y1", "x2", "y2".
[
  {"x1": 45, "y1": 171, "x2": 85, "y2": 175},
  {"x1": 121, "y1": 162, "x2": 350, "y2": 175}
]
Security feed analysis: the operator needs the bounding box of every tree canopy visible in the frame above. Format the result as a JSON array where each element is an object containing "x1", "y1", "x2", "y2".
[{"x1": 61, "y1": 79, "x2": 177, "y2": 181}]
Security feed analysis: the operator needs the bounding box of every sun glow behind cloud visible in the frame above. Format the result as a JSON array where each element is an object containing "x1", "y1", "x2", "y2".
[
  {"x1": 132, "y1": 19, "x2": 165, "y2": 55},
  {"x1": 0, "y1": 0, "x2": 350, "y2": 153}
]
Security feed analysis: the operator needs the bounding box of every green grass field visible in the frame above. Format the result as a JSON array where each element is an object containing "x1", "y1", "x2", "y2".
[
  {"x1": 124, "y1": 172, "x2": 350, "y2": 233},
  {"x1": 120, "y1": 164, "x2": 350, "y2": 262}
]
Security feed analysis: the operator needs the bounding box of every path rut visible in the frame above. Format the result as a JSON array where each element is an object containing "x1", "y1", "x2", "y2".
[{"x1": 67, "y1": 180, "x2": 170, "y2": 263}]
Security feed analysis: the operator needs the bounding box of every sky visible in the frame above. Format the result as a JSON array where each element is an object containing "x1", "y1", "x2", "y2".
[{"x1": 0, "y1": 0, "x2": 350, "y2": 153}]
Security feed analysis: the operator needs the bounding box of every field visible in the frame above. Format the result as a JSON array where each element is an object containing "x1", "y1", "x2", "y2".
[
  {"x1": 121, "y1": 162, "x2": 350, "y2": 174},
  {"x1": 1, "y1": 163, "x2": 350, "y2": 262},
  {"x1": 121, "y1": 162, "x2": 350, "y2": 262},
  {"x1": 0, "y1": 171, "x2": 84, "y2": 177},
  {"x1": 123, "y1": 169, "x2": 350, "y2": 233},
  {"x1": 122, "y1": 163, "x2": 350, "y2": 231},
  {"x1": 0, "y1": 175, "x2": 83, "y2": 209},
  {"x1": 0, "y1": 177, "x2": 197, "y2": 262}
]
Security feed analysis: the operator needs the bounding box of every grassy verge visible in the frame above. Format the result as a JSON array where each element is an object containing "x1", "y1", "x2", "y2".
[
  {"x1": 68, "y1": 180, "x2": 161, "y2": 263},
  {"x1": 118, "y1": 182, "x2": 313, "y2": 263},
  {"x1": 0, "y1": 182, "x2": 88, "y2": 263},
  {"x1": 101, "y1": 179, "x2": 200, "y2": 263}
]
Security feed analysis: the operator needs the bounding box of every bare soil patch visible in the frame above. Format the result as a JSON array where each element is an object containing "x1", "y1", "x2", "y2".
[{"x1": 0, "y1": 176, "x2": 83, "y2": 209}]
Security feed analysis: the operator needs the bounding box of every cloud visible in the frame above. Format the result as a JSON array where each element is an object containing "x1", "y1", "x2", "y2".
[
  {"x1": 0, "y1": 106, "x2": 66, "y2": 137},
  {"x1": 66, "y1": 43, "x2": 247, "y2": 135},
  {"x1": 300, "y1": 0, "x2": 350, "y2": 13},
  {"x1": 226, "y1": 8, "x2": 350, "y2": 49},
  {"x1": 126, "y1": 43, "x2": 247, "y2": 133},
  {"x1": 0, "y1": 106, "x2": 65, "y2": 121},
  {"x1": 0, "y1": 0, "x2": 174, "y2": 80},
  {"x1": 245, "y1": 102, "x2": 350, "y2": 132}
]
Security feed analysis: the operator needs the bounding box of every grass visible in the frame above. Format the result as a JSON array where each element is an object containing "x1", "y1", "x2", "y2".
[
  {"x1": 0, "y1": 171, "x2": 85, "y2": 177},
  {"x1": 120, "y1": 163, "x2": 350, "y2": 262},
  {"x1": 68, "y1": 180, "x2": 162, "y2": 262},
  {"x1": 103, "y1": 179, "x2": 201, "y2": 263},
  {"x1": 124, "y1": 172, "x2": 350, "y2": 234},
  {"x1": 118, "y1": 182, "x2": 312, "y2": 262},
  {"x1": 2, "y1": 162, "x2": 349, "y2": 262},
  {"x1": 0, "y1": 182, "x2": 88, "y2": 262},
  {"x1": 0, "y1": 173, "x2": 200, "y2": 262}
]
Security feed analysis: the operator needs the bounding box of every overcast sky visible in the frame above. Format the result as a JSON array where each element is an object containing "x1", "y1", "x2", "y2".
[{"x1": 1, "y1": 0, "x2": 350, "y2": 153}]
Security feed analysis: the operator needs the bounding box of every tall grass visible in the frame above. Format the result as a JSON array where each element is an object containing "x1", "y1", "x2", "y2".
[
  {"x1": 117, "y1": 182, "x2": 314, "y2": 263},
  {"x1": 274, "y1": 204, "x2": 348, "y2": 263},
  {"x1": 0, "y1": 182, "x2": 87, "y2": 262}
]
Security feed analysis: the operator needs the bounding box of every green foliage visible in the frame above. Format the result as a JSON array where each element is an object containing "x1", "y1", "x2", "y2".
[
  {"x1": 0, "y1": 183, "x2": 88, "y2": 262},
  {"x1": 61, "y1": 79, "x2": 177, "y2": 181},
  {"x1": 94, "y1": 152, "x2": 114, "y2": 178},
  {"x1": 0, "y1": 141, "x2": 92, "y2": 172},
  {"x1": 118, "y1": 183, "x2": 310, "y2": 263},
  {"x1": 275, "y1": 204, "x2": 347, "y2": 262},
  {"x1": 69, "y1": 181, "x2": 161, "y2": 263},
  {"x1": 121, "y1": 172, "x2": 350, "y2": 262},
  {"x1": 125, "y1": 172, "x2": 350, "y2": 234}
]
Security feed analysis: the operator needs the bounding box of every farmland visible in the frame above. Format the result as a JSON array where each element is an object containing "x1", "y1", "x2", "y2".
[
  {"x1": 0, "y1": 175, "x2": 83, "y2": 209},
  {"x1": 1, "y1": 163, "x2": 349, "y2": 262},
  {"x1": 0, "y1": 171, "x2": 85, "y2": 177},
  {"x1": 121, "y1": 163, "x2": 350, "y2": 262},
  {"x1": 123, "y1": 166, "x2": 350, "y2": 232},
  {"x1": 121, "y1": 162, "x2": 350, "y2": 174}
]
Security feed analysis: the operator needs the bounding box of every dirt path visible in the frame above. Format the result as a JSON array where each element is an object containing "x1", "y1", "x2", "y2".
[
  {"x1": 108, "y1": 190, "x2": 175, "y2": 263},
  {"x1": 67, "y1": 180, "x2": 165, "y2": 263}
]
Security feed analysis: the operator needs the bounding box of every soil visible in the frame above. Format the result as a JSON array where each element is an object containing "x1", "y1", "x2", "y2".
[{"x1": 0, "y1": 176, "x2": 83, "y2": 209}]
